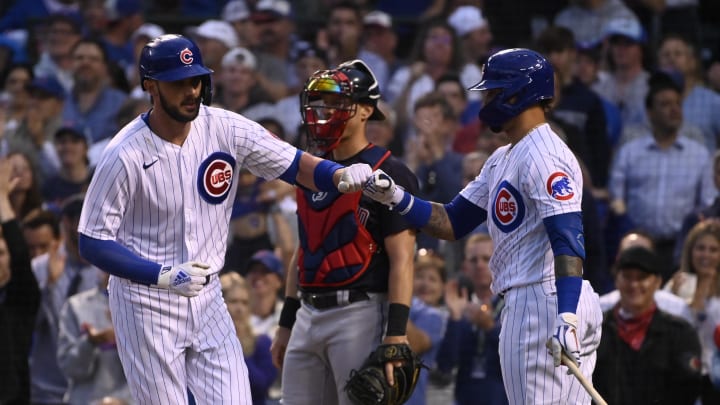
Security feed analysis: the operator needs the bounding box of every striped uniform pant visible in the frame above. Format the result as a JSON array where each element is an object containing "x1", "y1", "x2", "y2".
[
  {"x1": 499, "y1": 279, "x2": 603, "y2": 405},
  {"x1": 108, "y1": 275, "x2": 251, "y2": 404}
]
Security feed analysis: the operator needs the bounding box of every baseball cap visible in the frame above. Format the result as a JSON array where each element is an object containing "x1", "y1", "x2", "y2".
[
  {"x1": 106, "y1": 0, "x2": 142, "y2": 21},
  {"x1": 604, "y1": 17, "x2": 646, "y2": 44},
  {"x1": 222, "y1": 0, "x2": 250, "y2": 22},
  {"x1": 291, "y1": 42, "x2": 327, "y2": 63},
  {"x1": 45, "y1": 12, "x2": 83, "y2": 35},
  {"x1": 448, "y1": 6, "x2": 488, "y2": 37},
  {"x1": 188, "y1": 20, "x2": 239, "y2": 49},
  {"x1": 615, "y1": 246, "x2": 661, "y2": 275},
  {"x1": 54, "y1": 123, "x2": 91, "y2": 144},
  {"x1": 26, "y1": 76, "x2": 66, "y2": 100},
  {"x1": 131, "y1": 23, "x2": 165, "y2": 43},
  {"x1": 221, "y1": 47, "x2": 256, "y2": 69},
  {"x1": 363, "y1": 10, "x2": 392, "y2": 29},
  {"x1": 252, "y1": 0, "x2": 292, "y2": 22},
  {"x1": 246, "y1": 250, "x2": 283, "y2": 276}
]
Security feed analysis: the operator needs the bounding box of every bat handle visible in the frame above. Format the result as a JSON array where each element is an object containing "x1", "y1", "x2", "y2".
[
  {"x1": 338, "y1": 181, "x2": 350, "y2": 193},
  {"x1": 560, "y1": 353, "x2": 608, "y2": 405}
]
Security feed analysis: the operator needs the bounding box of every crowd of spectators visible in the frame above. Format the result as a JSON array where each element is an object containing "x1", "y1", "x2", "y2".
[{"x1": 2, "y1": 0, "x2": 720, "y2": 404}]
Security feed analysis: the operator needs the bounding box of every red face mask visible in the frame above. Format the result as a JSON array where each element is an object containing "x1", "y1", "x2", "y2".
[{"x1": 301, "y1": 71, "x2": 357, "y2": 154}]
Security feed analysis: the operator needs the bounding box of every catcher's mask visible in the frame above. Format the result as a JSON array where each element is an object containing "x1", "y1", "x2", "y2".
[{"x1": 301, "y1": 59, "x2": 384, "y2": 154}]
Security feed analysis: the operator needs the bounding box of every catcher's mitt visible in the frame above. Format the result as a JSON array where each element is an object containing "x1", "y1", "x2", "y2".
[{"x1": 344, "y1": 343, "x2": 424, "y2": 405}]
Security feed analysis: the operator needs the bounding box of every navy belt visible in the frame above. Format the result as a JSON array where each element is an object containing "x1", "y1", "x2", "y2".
[{"x1": 301, "y1": 290, "x2": 370, "y2": 310}]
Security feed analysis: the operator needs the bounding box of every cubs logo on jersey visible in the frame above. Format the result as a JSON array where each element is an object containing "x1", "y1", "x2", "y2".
[
  {"x1": 546, "y1": 171, "x2": 575, "y2": 201},
  {"x1": 198, "y1": 152, "x2": 236, "y2": 204},
  {"x1": 492, "y1": 180, "x2": 525, "y2": 232}
]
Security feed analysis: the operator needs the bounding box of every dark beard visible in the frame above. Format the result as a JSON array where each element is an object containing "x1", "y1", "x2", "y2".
[{"x1": 158, "y1": 90, "x2": 200, "y2": 123}]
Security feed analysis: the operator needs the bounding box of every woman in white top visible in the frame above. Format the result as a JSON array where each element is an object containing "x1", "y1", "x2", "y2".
[{"x1": 665, "y1": 219, "x2": 720, "y2": 403}]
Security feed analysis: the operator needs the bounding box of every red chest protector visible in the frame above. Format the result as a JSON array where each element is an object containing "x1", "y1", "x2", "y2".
[{"x1": 296, "y1": 145, "x2": 391, "y2": 288}]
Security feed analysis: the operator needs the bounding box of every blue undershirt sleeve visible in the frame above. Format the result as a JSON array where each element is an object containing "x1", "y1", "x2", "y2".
[
  {"x1": 278, "y1": 149, "x2": 303, "y2": 185},
  {"x1": 542, "y1": 212, "x2": 585, "y2": 259},
  {"x1": 78, "y1": 234, "x2": 161, "y2": 285},
  {"x1": 444, "y1": 194, "x2": 488, "y2": 240}
]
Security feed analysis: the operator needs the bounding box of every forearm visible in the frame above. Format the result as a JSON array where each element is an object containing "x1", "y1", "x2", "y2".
[
  {"x1": 422, "y1": 203, "x2": 457, "y2": 240},
  {"x1": 386, "y1": 232, "x2": 414, "y2": 308},
  {"x1": 392, "y1": 194, "x2": 486, "y2": 241},
  {"x1": 554, "y1": 255, "x2": 583, "y2": 279},
  {"x1": 284, "y1": 246, "x2": 299, "y2": 299},
  {"x1": 293, "y1": 152, "x2": 343, "y2": 192},
  {"x1": 406, "y1": 320, "x2": 431, "y2": 354}
]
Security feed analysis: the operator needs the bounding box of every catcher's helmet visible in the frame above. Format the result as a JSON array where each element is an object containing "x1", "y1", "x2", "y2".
[
  {"x1": 139, "y1": 34, "x2": 213, "y2": 105},
  {"x1": 470, "y1": 48, "x2": 554, "y2": 131},
  {"x1": 301, "y1": 59, "x2": 385, "y2": 153}
]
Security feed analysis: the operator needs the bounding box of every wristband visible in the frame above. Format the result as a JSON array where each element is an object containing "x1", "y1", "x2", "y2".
[
  {"x1": 555, "y1": 276, "x2": 582, "y2": 314},
  {"x1": 278, "y1": 296, "x2": 302, "y2": 329},
  {"x1": 313, "y1": 160, "x2": 344, "y2": 192},
  {"x1": 394, "y1": 192, "x2": 432, "y2": 228},
  {"x1": 386, "y1": 303, "x2": 410, "y2": 336}
]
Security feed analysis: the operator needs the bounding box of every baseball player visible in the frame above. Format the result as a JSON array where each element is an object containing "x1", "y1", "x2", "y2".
[
  {"x1": 76, "y1": 34, "x2": 373, "y2": 404},
  {"x1": 269, "y1": 59, "x2": 419, "y2": 405},
  {"x1": 363, "y1": 48, "x2": 604, "y2": 404}
]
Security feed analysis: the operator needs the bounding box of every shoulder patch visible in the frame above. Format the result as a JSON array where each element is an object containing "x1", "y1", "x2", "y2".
[
  {"x1": 546, "y1": 171, "x2": 575, "y2": 201},
  {"x1": 197, "y1": 152, "x2": 236, "y2": 204}
]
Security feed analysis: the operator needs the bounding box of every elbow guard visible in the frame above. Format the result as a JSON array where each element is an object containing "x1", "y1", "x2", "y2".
[{"x1": 543, "y1": 212, "x2": 585, "y2": 259}]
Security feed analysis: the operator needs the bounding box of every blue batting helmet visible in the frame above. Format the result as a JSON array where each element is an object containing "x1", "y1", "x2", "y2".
[
  {"x1": 139, "y1": 34, "x2": 213, "y2": 104},
  {"x1": 469, "y1": 48, "x2": 554, "y2": 130}
]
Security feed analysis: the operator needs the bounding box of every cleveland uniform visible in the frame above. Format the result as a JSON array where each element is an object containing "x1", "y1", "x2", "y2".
[
  {"x1": 78, "y1": 105, "x2": 297, "y2": 404},
  {"x1": 460, "y1": 124, "x2": 603, "y2": 404}
]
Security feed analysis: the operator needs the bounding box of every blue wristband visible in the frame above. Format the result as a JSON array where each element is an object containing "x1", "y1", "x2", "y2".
[
  {"x1": 555, "y1": 276, "x2": 582, "y2": 314},
  {"x1": 313, "y1": 159, "x2": 344, "y2": 191},
  {"x1": 394, "y1": 192, "x2": 432, "y2": 228}
]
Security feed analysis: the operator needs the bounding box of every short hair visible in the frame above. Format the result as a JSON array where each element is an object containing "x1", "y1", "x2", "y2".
[
  {"x1": 645, "y1": 71, "x2": 682, "y2": 109},
  {"x1": 413, "y1": 91, "x2": 457, "y2": 121},
  {"x1": 328, "y1": 1, "x2": 362, "y2": 20},
  {"x1": 466, "y1": 232, "x2": 492, "y2": 248},
  {"x1": 535, "y1": 26, "x2": 576, "y2": 54},
  {"x1": 414, "y1": 249, "x2": 447, "y2": 283},
  {"x1": 435, "y1": 73, "x2": 467, "y2": 101},
  {"x1": 22, "y1": 210, "x2": 60, "y2": 238},
  {"x1": 71, "y1": 38, "x2": 111, "y2": 66}
]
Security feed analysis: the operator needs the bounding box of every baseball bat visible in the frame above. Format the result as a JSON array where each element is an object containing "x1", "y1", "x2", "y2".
[
  {"x1": 338, "y1": 181, "x2": 350, "y2": 193},
  {"x1": 560, "y1": 353, "x2": 608, "y2": 405}
]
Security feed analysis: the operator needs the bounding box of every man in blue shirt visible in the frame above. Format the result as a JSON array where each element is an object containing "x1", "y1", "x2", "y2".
[{"x1": 609, "y1": 73, "x2": 716, "y2": 280}]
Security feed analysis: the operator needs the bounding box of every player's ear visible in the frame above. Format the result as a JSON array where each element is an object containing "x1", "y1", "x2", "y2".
[
  {"x1": 145, "y1": 79, "x2": 158, "y2": 98},
  {"x1": 357, "y1": 104, "x2": 373, "y2": 121}
]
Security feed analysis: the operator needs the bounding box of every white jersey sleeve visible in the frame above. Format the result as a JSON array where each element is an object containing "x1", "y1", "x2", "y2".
[
  {"x1": 522, "y1": 132, "x2": 583, "y2": 218},
  {"x1": 78, "y1": 128, "x2": 135, "y2": 241}
]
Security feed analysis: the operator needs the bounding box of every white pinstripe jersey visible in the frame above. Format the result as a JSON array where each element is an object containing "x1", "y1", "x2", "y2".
[
  {"x1": 460, "y1": 124, "x2": 584, "y2": 294},
  {"x1": 78, "y1": 105, "x2": 297, "y2": 275}
]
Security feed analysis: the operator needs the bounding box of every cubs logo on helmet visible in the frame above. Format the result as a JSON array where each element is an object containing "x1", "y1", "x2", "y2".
[
  {"x1": 492, "y1": 180, "x2": 525, "y2": 232},
  {"x1": 179, "y1": 48, "x2": 193, "y2": 64},
  {"x1": 197, "y1": 152, "x2": 236, "y2": 204},
  {"x1": 546, "y1": 172, "x2": 575, "y2": 201}
]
